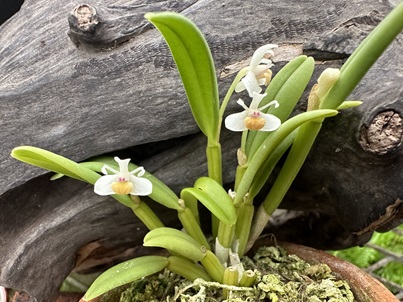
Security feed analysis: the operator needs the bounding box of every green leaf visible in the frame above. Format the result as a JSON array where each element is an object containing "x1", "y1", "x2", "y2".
[
  {"x1": 246, "y1": 55, "x2": 315, "y2": 158},
  {"x1": 177, "y1": 206, "x2": 211, "y2": 249},
  {"x1": 233, "y1": 109, "x2": 338, "y2": 206},
  {"x1": 11, "y1": 148, "x2": 143, "y2": 208},
  {"x1": 143, "y1": 227, "x2": 206, "y2": 261},
  {"x1": 83, "y1": 255, "x2": 168, "y2": 301},
  {"x1": 145, "y1": 12, "x2": 219, "y2": 140},
  {"x1": 336, "y1": 100, "x2": 363, "y2": 110},
  {"x1": 248, "y1": 131, "x2": 296, "y2": 199},
  {"x1": 181, "y1": 177, "x2": 236, "y2": 225},
  {"x1": 11, "y1": 146, "x2": 100, "y2": 184},
  {"x1": 320, "y1": 1, "x2": 403, "y2": 109}
]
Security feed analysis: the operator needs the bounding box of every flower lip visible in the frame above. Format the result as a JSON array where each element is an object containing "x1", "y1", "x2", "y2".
[
  {"x1": 250, "y1": 111, "x2": 261, "y2": 118},
  {"x1": 94, "y1": 157, "x2": 152, "y2": 196}
]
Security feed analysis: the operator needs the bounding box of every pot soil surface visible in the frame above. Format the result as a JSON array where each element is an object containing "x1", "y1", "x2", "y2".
[{"x1": 100, "y1": 245, "x2": 356, "y2": 302}]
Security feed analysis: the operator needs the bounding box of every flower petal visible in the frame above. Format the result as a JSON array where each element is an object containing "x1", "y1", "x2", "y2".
[
  {"x1": 253, "y1": 64, "x2": 272, "y2": 76},
  {"x1": 225, "y1": 111, "x2": 248, "y2": 132},
  {"x1": 129, "y1": 176, "x2": 153, "y2": 196},
  {"x1": 115, "y1": 157, "x2": 131, "y2": 175},
  {"x1": 250, "y1": 92, "x2": 267, "y2": 110},
  {"x1": 250, "y1": 44, "x2": 278, "y2": 69},
  {"x1": 241, "y1": 72, "x2": 262, "y2": 97},
  {"x1": 130, "y1": 166, "x2": 145, "y2": 177},
  {"x1": 94, "y1": 175, "x2": 118, "y2": 196},
  {"x1": 259, "y1": 58, "x2": 273, "y2": 66},
  {"x1": 260, "y1": 113, "x2": 282, "y2": 131},
  {"x1": 234, "y1": 81, "x2": 246, "y2": 93},
  {"x1": 101, "y1": 164, "x2": 118, "y2": 175}
]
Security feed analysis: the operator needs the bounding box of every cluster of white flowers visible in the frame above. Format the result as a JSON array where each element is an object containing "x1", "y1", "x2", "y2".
[
  {"x1": 94, "y1": 44, "x2": 281, "y2": 197},
  {"x1": 224, "y1": 44, "x2": 281, "y2": 133}
]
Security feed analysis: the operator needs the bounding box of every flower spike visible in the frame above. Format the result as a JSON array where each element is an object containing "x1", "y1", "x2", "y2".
[
  {"x1": 94, "y1": 157, "x2": 152, "y2": 196},
  {"x1": 225, "y1": 92, "x2": 281, "y2": 132},
  {"x1": 235, "y1": 44, "x2": 278, "y2": 97}
]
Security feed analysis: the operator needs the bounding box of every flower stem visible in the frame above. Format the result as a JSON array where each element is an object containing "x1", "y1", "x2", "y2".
[
  {"x1": 206, "y1": 68, "x2": 248, "y2": 188},
  {"x1": 218, "y1": 67, "x2": 248, "y2": 124}
]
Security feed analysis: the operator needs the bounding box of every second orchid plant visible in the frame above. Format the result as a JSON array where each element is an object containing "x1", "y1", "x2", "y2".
[{"x1": 11, "y1": 4, "x2": 403, "y2": 301}]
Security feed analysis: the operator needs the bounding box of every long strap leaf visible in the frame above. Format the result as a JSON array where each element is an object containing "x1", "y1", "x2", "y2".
[
  {"x1": 145, "y1": 12, "x2": 219, "y2": 141},
  {"x1": 11, "y1": 146, "x2": 99, "y2": 184},
  {"x1": 320, "y1": 1, "x2": 403, "y2": 109},
  {"x1": 83, "y1": 255, "x2": 168, "y2": 301},
  {"x1": 181, "y1": 177, "x2": 236, "y2": 225}
]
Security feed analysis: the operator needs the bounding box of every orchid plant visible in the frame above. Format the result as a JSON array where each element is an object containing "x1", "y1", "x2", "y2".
[{"x1": 10, "y1": 4, "x2": 403, "y2": 301}]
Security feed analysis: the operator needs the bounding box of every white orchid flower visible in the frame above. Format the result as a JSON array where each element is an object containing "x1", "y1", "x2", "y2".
[
  {"x1": 225, "y1": 92, "x2": 281, "y2": 132},
  {"x1": 94, "y1": 157, "x2": 152, "y2": 196},
  {"x1": 235, "y1": 44, "x2": 278, "y2": 97}
]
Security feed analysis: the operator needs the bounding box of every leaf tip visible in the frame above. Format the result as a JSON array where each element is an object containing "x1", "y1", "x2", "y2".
[
  {"x1": 10, "y1": 146, "x2": 28, "y2": 159},
  {"x1": 144, "y1": 12, "x2": 155, "y2": 21}
]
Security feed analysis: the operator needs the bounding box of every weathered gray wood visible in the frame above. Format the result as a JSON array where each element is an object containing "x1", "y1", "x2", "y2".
[{"x1": 0, "y1": 0, "x2": 402, "y2": 301}]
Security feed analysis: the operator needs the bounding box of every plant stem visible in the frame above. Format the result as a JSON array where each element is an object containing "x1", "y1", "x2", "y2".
[
  {"x1": 223, "y1": 266, "x2": 239, "y2": 298},
  {"x1": 206, "y1": 141, "x2": 222, "y2": 185},
  {"x1": 200, "y1": 250, "x2": 225, "y2": 283},
  {"x1": 178, "y1": 202, "x2": 211, "y2": 249},
  {"x1": 167, "y1": 256, "x2": 212, "y2": 281},
  {"x1": 206, "y1": 141, "x2": 222, "y2": 237},
  {"x1": 130, "y1": 196, "x2": 164, "y2": 230},
  {"x1": 239, "y1": 270, "x2": 256, "y2": 287},
  {"x1": 235, "y1": 199, "x2": 254, "y2": 256},
  {"x1": 217, "y1": 223, "x2": 235, "y2": 249}
]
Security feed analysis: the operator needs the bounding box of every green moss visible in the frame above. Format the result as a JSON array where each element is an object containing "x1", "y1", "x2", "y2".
[{"x1": 118, "y1": 246, "x2": 355, "y2": 302}]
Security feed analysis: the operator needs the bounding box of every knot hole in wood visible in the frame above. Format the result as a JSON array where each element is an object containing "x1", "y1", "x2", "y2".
[
  {"x1": 359, "y1": 110, "x2": 403, "y2": 155},
  {"x1": 72, "y1": 4, "x2": 98, "y2": 32}
]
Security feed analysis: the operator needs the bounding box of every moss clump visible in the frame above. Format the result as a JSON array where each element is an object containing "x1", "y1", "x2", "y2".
[{"x1": 117, "y1": 246, "x2": 355, "y2": 302}]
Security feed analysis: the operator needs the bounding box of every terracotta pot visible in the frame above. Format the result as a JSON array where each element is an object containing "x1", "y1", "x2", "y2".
[
  {"x1": 75, "y1": 241, "x2": 399, "y2": 302},
  {"x1": 252, "y1": 239, "x2": 399, "y2": 302}
]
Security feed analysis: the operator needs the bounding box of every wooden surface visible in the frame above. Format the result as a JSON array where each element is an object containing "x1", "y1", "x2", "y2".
[{"x1": 0, "y1": 0, "x2": 402, "y2": 301}]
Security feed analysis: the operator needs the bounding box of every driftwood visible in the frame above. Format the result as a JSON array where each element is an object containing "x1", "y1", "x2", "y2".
[{"x1": 0, "y1": 0, "x2": 402, "y2": 301}]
